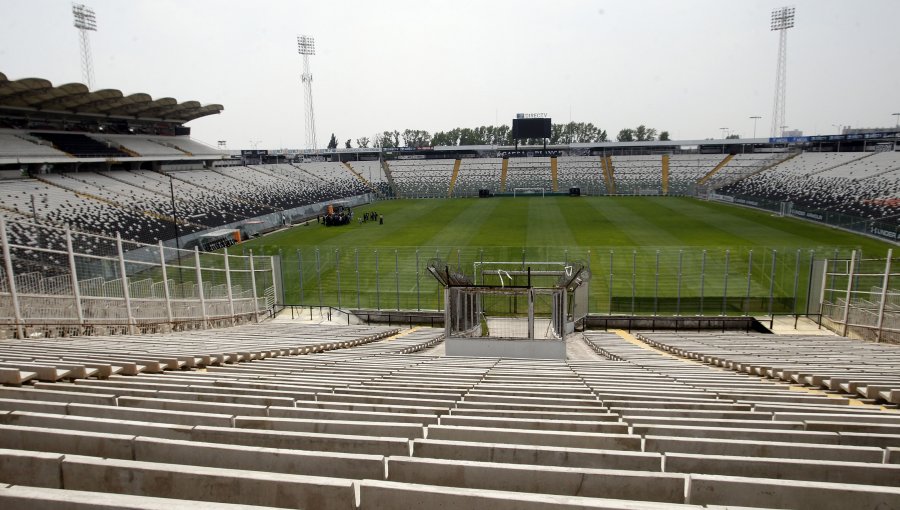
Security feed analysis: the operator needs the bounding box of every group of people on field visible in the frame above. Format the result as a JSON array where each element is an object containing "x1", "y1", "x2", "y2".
[{"x1": 360, "y1": 211, "x2": 383, "y2": 225}]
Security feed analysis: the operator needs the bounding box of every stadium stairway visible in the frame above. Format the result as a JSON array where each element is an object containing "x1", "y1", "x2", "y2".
[
  {"x1": 1, "y1": 324, "x2": 900, "y2": 508},
  {"x1": 447, "y1": 159, "x2": 462, "y2": 197},
  {"x1": 380, "y1": 160, "x2": 399, "y2": 197},
  {"x1": 500, "y1": 158, "x2": 509, "y2": 192},
  {"x1": 697, "y1": 154, "x2": 734, "y2": 185},
  {"x1": 601, "y1": 156, "x2": 616, "y2": 195},
  {"x1": 344, "y1": 162, "x2": 383, "y2": 198}
]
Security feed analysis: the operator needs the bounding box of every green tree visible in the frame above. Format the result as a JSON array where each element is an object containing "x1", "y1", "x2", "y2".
[
  {"x1": 356, "y1": 137, "x2": 370, "y2": 148},
  {"x1": 659, "y1": 131, "x2": 670, "y2": 141},
  {"x1": 345, "y1": 139, "x2": 352, "y2": 149},
  {"x1": 617, "y1": 128, "x2": 635, "y2": 142},
  {"x1": 327, "y1": 133, "x2": 338, "y2": 149},
  {"x1": 726, "y1": 134, "x2": 740, "y2": 139}
]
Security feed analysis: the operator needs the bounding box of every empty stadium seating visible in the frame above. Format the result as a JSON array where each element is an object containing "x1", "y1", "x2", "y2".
[
  {"x1": 0, "y1": 323, "x2": 898, "y2": 508},
  {"x1": 717, "y1": 151, "x2": 900, "y2": 225}
]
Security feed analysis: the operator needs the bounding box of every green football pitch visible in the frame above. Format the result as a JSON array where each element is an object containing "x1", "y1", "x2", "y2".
[{"x1": 238, "y1": 197, "x2": 893, "y2": 315}]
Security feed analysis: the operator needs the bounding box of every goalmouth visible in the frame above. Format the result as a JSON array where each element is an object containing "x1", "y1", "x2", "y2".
[{"x1": 513, "y1": 188, "x2": 546, "y2": 197}]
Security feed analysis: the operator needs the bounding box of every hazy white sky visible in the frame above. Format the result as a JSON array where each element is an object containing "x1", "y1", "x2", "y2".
[{"x1": 1, "y1": 0, "x2": 899, "y2": 149}]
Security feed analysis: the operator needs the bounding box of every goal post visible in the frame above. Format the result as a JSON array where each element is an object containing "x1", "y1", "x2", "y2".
[{"x1": 513, "y1": 187, "x2": 546, "y2": 197}]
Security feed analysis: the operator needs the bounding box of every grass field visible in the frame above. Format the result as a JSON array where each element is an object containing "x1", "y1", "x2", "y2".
[{"x1": 238, "y1": 197, "x2": 894, "y2": 315}]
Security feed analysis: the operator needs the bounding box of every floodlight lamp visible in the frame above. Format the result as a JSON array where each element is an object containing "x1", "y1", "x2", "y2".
[
  {"x1": 72, "y1": 4, "x2": 98, "y2": 31},
  {"x1": 297, "y1": 35, "x2": 316, "y2": 55}
]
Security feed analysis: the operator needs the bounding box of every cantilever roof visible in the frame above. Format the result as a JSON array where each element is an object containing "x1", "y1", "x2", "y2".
[{"x1": 0, "y1": 71, "x2": 223, "y2": 123}]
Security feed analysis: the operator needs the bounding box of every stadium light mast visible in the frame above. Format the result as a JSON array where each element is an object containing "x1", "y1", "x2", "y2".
[
  {"x1": 297, "y1": 35, "x2": 318, "y2": 150},
  {"x1": 72, "y1": 3, "x2": 98, "y2": 89},
  {"x1": 892, "y1": 112, "x2": 900, "y2": 129},
  {"x1": 749, "y1": 116, "x2": 761, "y2": 138},
  {"x1": 769, "y1": 6, "x2": 795, "y2": 138}
]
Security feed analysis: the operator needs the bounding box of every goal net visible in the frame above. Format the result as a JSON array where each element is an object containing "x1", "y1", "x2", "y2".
[{"x1": 513, "y1": 188, "x2": 546, "y2": 197}]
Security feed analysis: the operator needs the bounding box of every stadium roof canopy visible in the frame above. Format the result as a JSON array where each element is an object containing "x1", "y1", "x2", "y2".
[{"x1": 0, "y1": 71, "x2": 223, "y2": 123}]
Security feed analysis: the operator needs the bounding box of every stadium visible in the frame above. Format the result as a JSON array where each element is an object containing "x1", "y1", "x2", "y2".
[{"x1": 0, "y1": 1, "x2": 899, "y2": 509}]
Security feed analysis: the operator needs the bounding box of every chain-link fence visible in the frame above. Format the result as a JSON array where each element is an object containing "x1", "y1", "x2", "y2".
[
  {"x1": 820, "y1": 249, "x2": 900, "y2": 342},
  {"x1": 0, "y1": 218, "x2": 277, "y2": 338},
  {"x1": 250, "y1": 243, "x2": 865, "y2": 320}
]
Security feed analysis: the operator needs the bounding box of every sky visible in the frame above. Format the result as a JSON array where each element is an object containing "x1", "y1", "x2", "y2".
[{"x1": 1, "y1": 0, "x2": 899, "y2": 149}]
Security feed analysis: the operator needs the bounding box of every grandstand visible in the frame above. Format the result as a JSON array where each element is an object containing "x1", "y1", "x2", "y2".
[{"x1": 2, "y1": 68, "x2": 900, "y2": 509}]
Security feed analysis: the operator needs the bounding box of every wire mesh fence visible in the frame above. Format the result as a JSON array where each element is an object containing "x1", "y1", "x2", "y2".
[
  {"x1": 0, "y1": 218, "x2": 276, "y2": 338},
  {"x1": 248, "y1": 243, "x2": 870, "y2": 321},
  {"x1": 821, "y1": 249, "x2": 900, "y2": 342}
]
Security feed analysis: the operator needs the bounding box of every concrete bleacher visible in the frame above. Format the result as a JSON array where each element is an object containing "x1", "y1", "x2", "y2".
[
  {"x1": 0, "y1": 323, "x2": 899, "y2": 508},
  {"x1": 388, "y1": 159, "x2": 455, "y2": 198}
]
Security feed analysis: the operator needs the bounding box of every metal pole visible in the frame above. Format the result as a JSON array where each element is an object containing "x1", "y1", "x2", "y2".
[
  {"x1": 631, "y1": 250, "x2": 636, "y2": 315},
  {"x1": 586, "y1": 249, "x2": 591, "y2": 314},
  {"x1": 270, "y1": 254, "x2": 279, "y2": 314},
  {"x1": 722, "y1": 249, "x2": 730, "y2": 316},
  {"x1": 527, "y1": 288, "x2": 535, "y2": 339},
  {"x1": 395, "y1": 249, "x2": 400, "y2": 311},
  {"x1": 841, "y1": 250, "x2": 857, "y2": 336},
  {"x1": 297, "y1": 249, "x2": 304, "y2": 304},
  {"x1": 116, "y1": 233, "x2": 136, "y2": 334},
  {"x1": 699, "y1": 250, "x2": 706, "y2": 316},
  {"x1": 158, "y1": 241, "x2": 173, "y2": 325},
  {"x1": 0, "y1": 218, "x2": 24, "y2": 339},
  {"x1": 223, "y1": 248, "x2": 235, "y2": 323},
  {"x1": 654, "y1": 250, "x2": 659, "y2": 316},
  {"x1": 768, "y1": 250, "x2": 778, "y2": 320},
  {"x1": 375, "y1": 250, "x2": 380, "y2": 310},
  {"x1": 355, "y1": 248, "x2": 361, "y2": 310},
  {"x1": 249, "y1": 249, "x2": 259, "y2": 322},
  {"x1": 479, "y1": 249, "x2": 484, "y2": 285},
  {"x1": 791, "y1": 249, "x2": 801, "y2": 318},
  {"x1": 608, "y1": 250, "x2": 614, "y2": 315},
  {"x1": 194, "y1": 247, "x2": 208, "y2": 329},
  {"x1": 415, "y1": 249, "x2": 420, "y2": 311},
  {"x1": 875, "y1": 249, "x2": 893, "y2": 342},
  {"x1": 315, "y1": 249, "x2": 322, "y2": 307},
  {"x1": 676, "y1": 250, "x2": 683, "y2": 316},
  {"x1": 65, "y1": 226, "x2": 85, "y2": 329},
  {"x1": 335, "y1": 249, "x2": 341, "y2": 309},
  {"x1": 745, "y1": 250, "x2": 753, "y2": 316}
]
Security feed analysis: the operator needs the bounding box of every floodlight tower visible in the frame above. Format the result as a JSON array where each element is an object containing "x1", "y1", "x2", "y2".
[
  {"x1": 72, "y1": 3, "x2": 98, "y2": 89},
  {"x1": 769, "y1": 6, "x2": 795, "y2": 137},
  {"x1": 297, "y1": 35, "x2": 318, "y2": 150}
]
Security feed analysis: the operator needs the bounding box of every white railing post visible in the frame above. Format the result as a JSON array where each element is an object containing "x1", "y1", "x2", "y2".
[
  {"x1": 875, "y1": 249, "x2": 893, "y2": 343},
  {"x1": 224, "y1": 248, "x2": 235, "y2": 324},
  {"x1": 194, "y1": 247, "x2": 208, "y2": 329},
  {"x1": 841, "y1": 250, "x2": 857, "y2": 337},
  {"x1": 64, "y1": 226, "x2": 85, "y2": 330},
  {"x1": 271, "y1": 254, "x2": 279, "y2": 311},
  {"x1": 158, "y1": 241, "x2": 173, "y2": 325},
  {"x1": 248, "y1": 249, "x2": 259, "y2": 322},
  {"x1": 115, "y1": 233, "x2": 136, "y2": 335},
  {"x1": 0, "y1": 218, "x2": 24, "y2": 339}
]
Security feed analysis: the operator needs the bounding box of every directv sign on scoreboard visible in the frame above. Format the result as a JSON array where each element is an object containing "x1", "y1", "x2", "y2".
[{"x1": 516, "y1": 113, "x2": 548, "y2": 119}]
